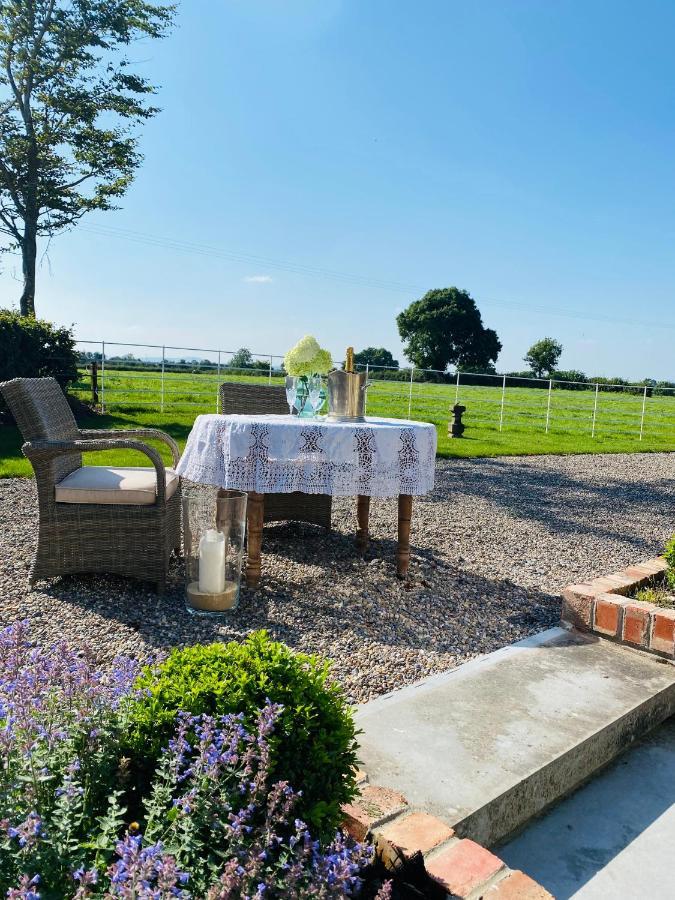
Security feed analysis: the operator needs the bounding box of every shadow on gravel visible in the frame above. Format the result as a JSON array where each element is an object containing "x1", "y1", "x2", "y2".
[
  {"x1": 261, "y1": 519, "x2": 442, "y2": 566},
  {"x1": 31, "y1": 543, "x2": 560, "y2": 664},
  {"x1": 433, "y1": 457, "x2": 673, "y2": 549},
  {"x1": 2, "y1": 476, "x2": 563, "y2": 694}
]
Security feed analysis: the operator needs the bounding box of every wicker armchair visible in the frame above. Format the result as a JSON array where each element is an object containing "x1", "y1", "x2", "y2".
[
  {"x1": 0, "y1": 377, "x2": 181, "y2": 593},
  {"x1": 218, "y1": 382, "x2": 331, "y2": 528}
]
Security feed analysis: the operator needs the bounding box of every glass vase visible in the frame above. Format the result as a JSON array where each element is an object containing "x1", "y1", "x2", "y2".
[
  {"x1": 290, "y1": 375, "x2": 325, "y2": 417},
  {"x1": 182, "y1": 490, "x2": 247, "y2": 615}
]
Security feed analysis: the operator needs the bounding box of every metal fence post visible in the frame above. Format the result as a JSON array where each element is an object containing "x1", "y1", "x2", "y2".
[
  {"x1": 100, "y1": 341, "x2": 106, "y2": 412},
  {"x1": 90, "y1": 361, "x2": 99, "y2": 406},
  {"x1": 216, "y1": 351, "x2": 221, "y2": 412},
  {"x1": 268, "y1": 355, "x2": 273, "y2": 385},
  {"x1": 591, "y1": 383, "x2": 599, "y2": 437},
  {"x1": 499, "y1": 374, "x2": 506, "y2": 431},
  {"x1": 545, "y1": 379, "x2": 552, "y2": 433},
  {"x1": 640, "y1": 385, "x2": 647, "y2": 440},
  {"x1": 364, "y1": 363, "x2": 369, "y2": 415},
  {"x1": 160, "y1": 345, "x2": 165, "y2": 413},
  {"x1": 455, "y1": 370, "x2": 460, "y2": 404},
  {"x1": 408, "y1": 367, "x2": 414, "y2": 418}
]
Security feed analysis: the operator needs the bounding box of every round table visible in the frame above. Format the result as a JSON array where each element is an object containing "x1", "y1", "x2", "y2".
[{"x1": 177, "y1": 414, "x2": 437, "y2": 587}]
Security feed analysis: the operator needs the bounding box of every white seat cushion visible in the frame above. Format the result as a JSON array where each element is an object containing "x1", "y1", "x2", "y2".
[{"x1": 55, "y1": 466, "x2": 179, "y2": 506}]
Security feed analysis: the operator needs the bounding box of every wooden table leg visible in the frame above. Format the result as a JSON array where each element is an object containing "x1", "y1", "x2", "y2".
[
  {"x1": 397, "y1": 494, "x2": 413, "y2": 578},
  {"x1": 356, "y1": 495, "x2": 370, "y2": 552},
  {"x1": 246, "y1": 491, "x2": 265, "y2": 588}
]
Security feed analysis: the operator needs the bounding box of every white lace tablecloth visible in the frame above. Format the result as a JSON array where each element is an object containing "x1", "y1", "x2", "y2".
[{"x1": 176, "y1": 414, "x2": 437, "y2": 497}]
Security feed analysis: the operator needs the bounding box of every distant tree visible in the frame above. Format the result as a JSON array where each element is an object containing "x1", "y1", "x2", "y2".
[
  {"x1": 0, "y1": 0, "x2": 175, "y2": 316},
  {"x1": 229, "y1": 348, "x2": 253, "y2": 370},
  {"x1": 353, "y1": 347, "x2": 399, "y2": 370},
  {"x1": 458, "y1": 363, "x2": 497, "y2": 375},
  {"x1": 396, "y1": 287, "x2": 501, "y2": 372},
  {"x1": 252, "y1": 358, "x2": 273, "y2": 372},
  {"x1": 524, "y1": 338, "x2": 563, "y2": 378},
  {"x1": 552, "y1": 369, "x2": 588, "y2": 390}
]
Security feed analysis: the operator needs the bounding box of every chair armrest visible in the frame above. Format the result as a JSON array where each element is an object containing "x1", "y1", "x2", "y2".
[
  {"x1": 78, "y1": 428, "x2": 180, "y2": 466},
  {"x1": 23, "y1": 438, "x2": 169, "y2": 504}
]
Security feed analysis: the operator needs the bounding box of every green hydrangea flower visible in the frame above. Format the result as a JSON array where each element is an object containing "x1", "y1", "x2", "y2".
[{"x1": 284, "y1": 336, "x2": 333, "y2": 376}]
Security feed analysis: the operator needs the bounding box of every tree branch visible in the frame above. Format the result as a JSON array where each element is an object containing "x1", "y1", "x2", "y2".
[
  {"x1": 0, "y1": 208, "x2": 21, "y2": 241},
  {"x1": 4, "y1": 40, "x2": 25, "y2": 120},
  {"x1": 0, "y1": 156, "x2": 26, "y2": 217},
  {"x1": 26, "y1": 0, "x2": 57, "y2": 100},
  {"x1": 62, "y1": 171, "x2": 98, "y2": 190}
]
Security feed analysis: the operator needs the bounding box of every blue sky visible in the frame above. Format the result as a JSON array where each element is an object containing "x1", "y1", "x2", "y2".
[{"x1": 3, "y1": 0, "x2": 675, "y2": 378}]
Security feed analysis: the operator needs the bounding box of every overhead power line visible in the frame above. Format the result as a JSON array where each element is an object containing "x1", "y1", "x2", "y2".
[
  {"x1": 80, "y1": 223, "x2": 419, "y2": 293},
  {"x1": 79, "y1": 222, "x2": 675, "y2": 332}
]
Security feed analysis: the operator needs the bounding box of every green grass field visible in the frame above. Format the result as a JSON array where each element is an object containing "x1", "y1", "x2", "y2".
[{"x1": 1, "y1": 366, "x2": 673, "y2": 477}]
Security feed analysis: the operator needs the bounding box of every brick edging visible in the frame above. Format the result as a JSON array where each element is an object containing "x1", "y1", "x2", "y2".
[
  {"x1": 561, "y1": 556, "x2": 674, "y2": 657},
  {"x1": 342, "y1": 774, "x2": 553, "y2": 898}
]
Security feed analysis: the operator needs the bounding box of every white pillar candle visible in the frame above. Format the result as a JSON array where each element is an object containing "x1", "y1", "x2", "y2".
[{"x1": 198, "y1": 528, "x2": 226, "y2": 593}]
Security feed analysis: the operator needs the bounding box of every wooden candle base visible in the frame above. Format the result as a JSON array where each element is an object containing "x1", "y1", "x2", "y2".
[{"x1": 186, "y1": 580, "x2": 239, "y2": 612}]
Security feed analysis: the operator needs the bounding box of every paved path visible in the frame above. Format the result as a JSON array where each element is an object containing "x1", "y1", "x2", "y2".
[
  {"x1": 355, "y1": 627, "x2": 675, "y2": 846},
  {"x1": 500, "y1": 717, "x2": 675, "y2": 899}
]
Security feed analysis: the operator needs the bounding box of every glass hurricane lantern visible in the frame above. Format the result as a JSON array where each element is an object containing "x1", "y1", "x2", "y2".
[{"x1": 182, "y1": 490, "x2": 247, "y2": 615}]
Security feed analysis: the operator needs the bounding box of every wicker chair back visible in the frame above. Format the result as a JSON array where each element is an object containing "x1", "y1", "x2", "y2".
[
  {"x1": 0, "y1": 377, "x2": 81, "y2": 483},
  {"x1": 219, "y1": 382, "x2": 288, "y2": 416}
]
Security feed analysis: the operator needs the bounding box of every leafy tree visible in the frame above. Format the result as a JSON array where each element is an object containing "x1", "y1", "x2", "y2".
[
  {"x1": 396, "y1": 287, "x2": 501, "y2": 372},
  {"x1": 552, "y1": 368, "x2": 588, "y2": 390},
  {"x1": 353, "y1": 346, "x2": 399, "y2": 370},
  {"x1": 524, "y1": 337, "x2": 563, "y2": 378},
  {"x1": 458, "y1": 362, "x2": 497, "y2": 375},
  {"x1": 229, "y1": 347, "x2": 253, "y2": 370},
  {"x1": 0, "y1": 0, "x2": 175, "y2": 316}
]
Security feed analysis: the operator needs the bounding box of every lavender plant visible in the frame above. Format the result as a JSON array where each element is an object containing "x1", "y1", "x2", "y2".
[
  {"x1": 0, "y1": 621, "x2": 138, "y2": 894},
  {"x1": 0, "y1": 623, "x2": 381, "y2": 899}
]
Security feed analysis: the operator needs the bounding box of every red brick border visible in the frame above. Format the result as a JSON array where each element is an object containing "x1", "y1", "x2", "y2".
[
  {"x1": 561, "y1": 557, "x2": 673, "y2": 658},
  {"x1": 342, "y1": 775, "x2": 554, "y2": 899}
]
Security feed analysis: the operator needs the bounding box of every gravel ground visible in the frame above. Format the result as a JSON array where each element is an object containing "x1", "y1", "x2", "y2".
[{"x1": 1, "y1": 453, "x2": 673, "y2": 703}]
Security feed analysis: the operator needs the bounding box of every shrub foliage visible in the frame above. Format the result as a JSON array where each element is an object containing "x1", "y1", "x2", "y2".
[
  {"x1": 0, "y1": 309, "x2": 79, "y2": 422},
  {"x1": 127, "y1": 631, "x2": 359, "y2": 835},
  {"x1": 0, "y1": 623, "x2": 376, "y2": 898},
  {"x1": 665, "y1": 536, "x2": 675, "y2": 590}
]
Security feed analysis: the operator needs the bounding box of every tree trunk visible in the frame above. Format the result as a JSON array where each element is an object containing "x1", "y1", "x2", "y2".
[
  {"x1": 19, "y1": 223, "x2": 37, "y2": 317},
  {"x1": 19, "y1": 137, "x2": 39, "y2": 318}
]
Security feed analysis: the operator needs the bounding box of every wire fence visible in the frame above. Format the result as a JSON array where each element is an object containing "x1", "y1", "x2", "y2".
[{"x1": 66, "y1": 339, "x2": 675, "y2": 442}]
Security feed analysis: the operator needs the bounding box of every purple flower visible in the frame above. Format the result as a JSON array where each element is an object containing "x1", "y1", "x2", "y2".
[
  {"x1": 7, "y1": 874, "x2": 40, "y2": 900},
  {"x1": 5, "y1": 811, "x2": 45, "y2": 849},
  {"x1": 0, "y1": 622, "x2": 138, "y2": 757},
  {"x1": 106, "y1": 830, "x2": 190, "y2": 898},
  {"x1": 72, "y1": 867, "x2": 99, "y2": 899}
]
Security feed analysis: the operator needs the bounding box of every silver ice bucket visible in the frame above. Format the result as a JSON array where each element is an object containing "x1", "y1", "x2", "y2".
[{"x1": 326, "y1": 369, "x2": 371, "y2": 422}]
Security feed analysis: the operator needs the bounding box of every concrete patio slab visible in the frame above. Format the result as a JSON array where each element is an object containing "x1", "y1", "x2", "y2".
[
  {"x1": 355, "y1": 627, "x2": 675, "y2": 846},
  {"x1": 499, "y1": 717, "x2": 675, "y2": 899}
]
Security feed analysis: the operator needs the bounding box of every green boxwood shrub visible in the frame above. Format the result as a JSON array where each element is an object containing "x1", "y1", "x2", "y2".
[
  {"x1": 0, "y1": 309, "x2": 79, "y2": 422},
  {"x1": 126, "y1": 631, "x2": 359, "y2": 835}
]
